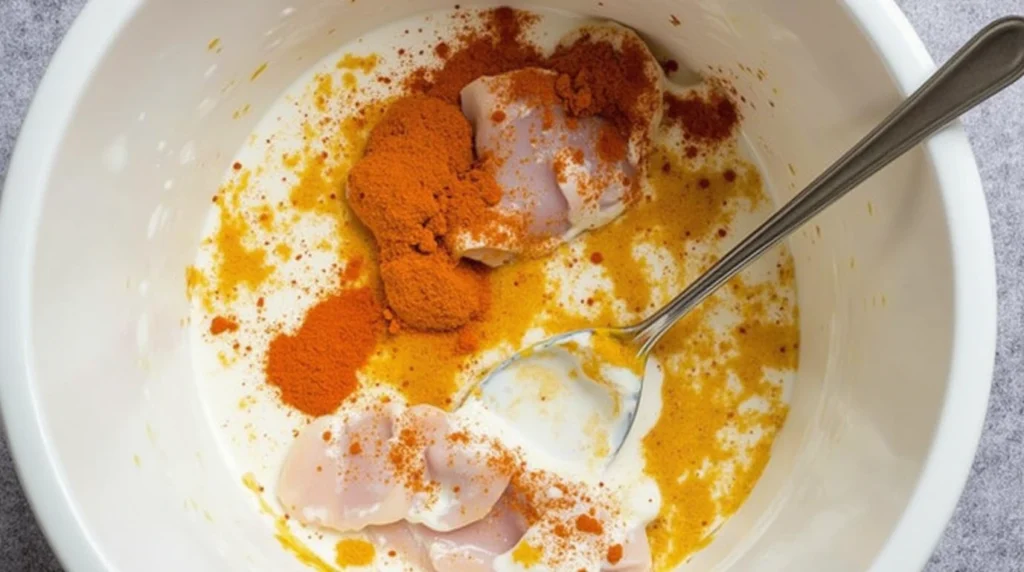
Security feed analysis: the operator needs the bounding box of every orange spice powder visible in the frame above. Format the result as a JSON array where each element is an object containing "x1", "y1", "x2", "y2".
[
  {"x1": 575, "y1": 514, "x2": 604, "y2": 535},
  {"x1": 607, "y1": 544, "x2": 624, "y2": 565},
  {"x1": 346, "y1": 95, "x2": 500, "y2": 331},
  {"x1": 265, "y1": 287, "x2": 384, "y2": 416},
  {"x1": 547, "y1": 33, "x2": 655, "y2": 140},
  {"x1": 210, "y1": 316, "x2": 239, "y2": 335},
  {"x1": 405, "y1": 7, "x2": 543, "y2": 102}
]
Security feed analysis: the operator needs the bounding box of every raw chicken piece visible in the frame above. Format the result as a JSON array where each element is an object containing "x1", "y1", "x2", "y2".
[
  {"x1": 453, "y1": 23, "x2": 664, "y2": 267},
  {"x1": 278, "y1": 405, "x2": 412, "y2": 531},
  {"x1": 278, "y1": 400, "x2": 654, "y2": 571},
  {"x1": 400, "y1": 405, "x2": 511, "y2": 531},
  {"x1": 456, "y1": 69, "x2": 634, "y2": 266},
  {"x1": 277, "y1": 403, "x2": 511, "y2": 533},
  {"x1": 366, "y1": 522, "x2": 433, "y2": 570},
  {"x1": 368, "y1": 498, "x2": 526, "y2": 572}
]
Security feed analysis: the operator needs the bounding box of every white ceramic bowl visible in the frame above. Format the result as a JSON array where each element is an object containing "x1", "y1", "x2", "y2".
[{"x1": 0, "y1": 0, "x2": 997, "y2": 570}]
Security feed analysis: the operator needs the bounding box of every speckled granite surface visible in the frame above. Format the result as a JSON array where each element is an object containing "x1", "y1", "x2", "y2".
[{"x1": 1, "y1": 0, "x2": 1021, "y2": 570}]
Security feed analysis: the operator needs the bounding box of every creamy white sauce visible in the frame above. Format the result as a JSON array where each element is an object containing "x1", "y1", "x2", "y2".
[{"x1": 189, "y1": 5, "x2": 794, "y2": 570}]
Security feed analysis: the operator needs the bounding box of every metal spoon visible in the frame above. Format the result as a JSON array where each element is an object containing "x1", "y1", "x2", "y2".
[{"x1": 461, "y1": 16, "x2": 1024, "y2": 459}]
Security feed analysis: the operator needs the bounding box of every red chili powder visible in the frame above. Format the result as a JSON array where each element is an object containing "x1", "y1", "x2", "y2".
[
  {"x1": 575, "y1": 514, "x2": 604, "y2": 534},
  {"x1": 265, "y1": 287, "x2": 384, "y2": 416},
  {"x1": 664, "y1": 90, "x2": 739, "y2": 142},
  {"x1": 406, "y1": 7, "x2": 543, "y2": 102},
  {"x1": 210, "y1": 316, "x2": 239, "y2": 335}
]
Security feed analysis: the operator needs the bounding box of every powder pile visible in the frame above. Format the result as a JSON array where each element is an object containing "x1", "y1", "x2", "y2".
[
  {"x1": 346, "y1": 96, "x2": 502, "y2": 331},
  {"x1": 346, "y1": 8, "x2": 550, "y2": 333},
  {"x1": 547, "y1": 32, "x2": 658, "y2": 142},
  {"x1": 265, "y1": 287, "x2": 384, "y2": 415}
]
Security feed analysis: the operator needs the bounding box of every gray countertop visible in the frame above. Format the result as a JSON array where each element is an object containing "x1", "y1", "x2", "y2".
[{"x1": 1, "y1": 0, "x2": 1021, "y2": 570}]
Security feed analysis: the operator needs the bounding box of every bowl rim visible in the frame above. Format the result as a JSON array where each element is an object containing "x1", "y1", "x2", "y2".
[
  {"x1": 0, "y1": 0, "x2": 996, "y2": 571},
  {"x1": 842, "y1": 0, "x2": 997, "y2": 569}
]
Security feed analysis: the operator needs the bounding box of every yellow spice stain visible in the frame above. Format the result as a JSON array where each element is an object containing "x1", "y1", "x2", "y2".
[
  {"x1": 643, "y1": 270, "x2": 797, "y2": 570},
  {"x1": 587, "y1": 329, "x2": 644, "y2": 375},
  {"x1": 335, "y1": 539, "x2": 375, "y2": 568},
  {"x1": 212, "y1": 170, "x2": 274, "y2": 302},
  {"x1": 342, "y1": 72, "x2": 358, "y2": 91},
  {"x1": 185, "y1": 265, "x2": 213, "y2": 312},
  {"x1": 584, "y1": 412, "x2": 612, "y2": 459},
  {"x1": 255, "y1": 204, "x2": 276, "y2": 232},
  {"x1": 583, "y1": 146, "x2": 764, "y2": 316},
  {"x1": 335, "y1": 53, "x2": 379, "y2": 73},
  {"x1": 314, "y1": 73, "x2": 334, "y2": 113},
  {"x1": 242, "y1": 473, "x2": 339, "y2": 572},
  {"x1": 368, "y1": 252, "x2": 559, "y2": 409},
  {"x1": 518, "y1": 361, "x2": 567, "y2": 401},
  {"x1": 250, "y1": 62, "x2": 269, "y2": 82},
  {"x1": 511, "y1": 541, "x2": 543, "y2": 567},
  {"x1": 369, "y1": 330, "x2": 467, "y2": 408},
  {"x1": 289, "y1": 152, "x2": 344, "y2": 216},
  {"x1": 207, "y1": 37, "x2": 221, "y2": 51},
  {"x1": 275, "y1": 243, "x2": 293, "y2": 261}
]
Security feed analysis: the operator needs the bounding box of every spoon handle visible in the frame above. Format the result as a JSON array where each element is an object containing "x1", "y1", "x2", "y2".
[{"x1": 631, "y1": 16, "x2": 1024, "y2": 355}]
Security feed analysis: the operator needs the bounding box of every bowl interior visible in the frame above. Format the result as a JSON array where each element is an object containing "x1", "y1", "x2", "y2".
[{"x1": 11, "y1": 0, "x2": 963, "y2": 570}]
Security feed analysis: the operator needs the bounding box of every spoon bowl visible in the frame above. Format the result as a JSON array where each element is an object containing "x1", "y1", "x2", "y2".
[{"x1": 460, "y1": 327, "x2": 647, "y2": 465}]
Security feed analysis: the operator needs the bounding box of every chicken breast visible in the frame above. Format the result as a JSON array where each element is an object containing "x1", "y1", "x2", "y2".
[
  {"x1": 453, "y1": 23, "x2": 664, "y2": 267},
  {"x1": 399, "y1": 404, "x2": 511, "y2": 531},
  {"x1": 278, "y1": 405, "x2": 413, "y2": 531},
  {"x1": 278, "y1": 398, "x2": 653, "y2": 571},
  {"x1": 277, "y1": 402, "x2": 510, "y2": 534}
]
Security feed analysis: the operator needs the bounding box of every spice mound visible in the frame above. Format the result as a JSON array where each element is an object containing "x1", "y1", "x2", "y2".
[
  {"x1": 265, "y1": 287, "x2": 384, "y2": 416},
  {"x1": 346, "y1": 21, "x2": 665, "y2": 332},
  {"x1": 347, "y1": 95, "x2": 497, "y2": 331}
]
